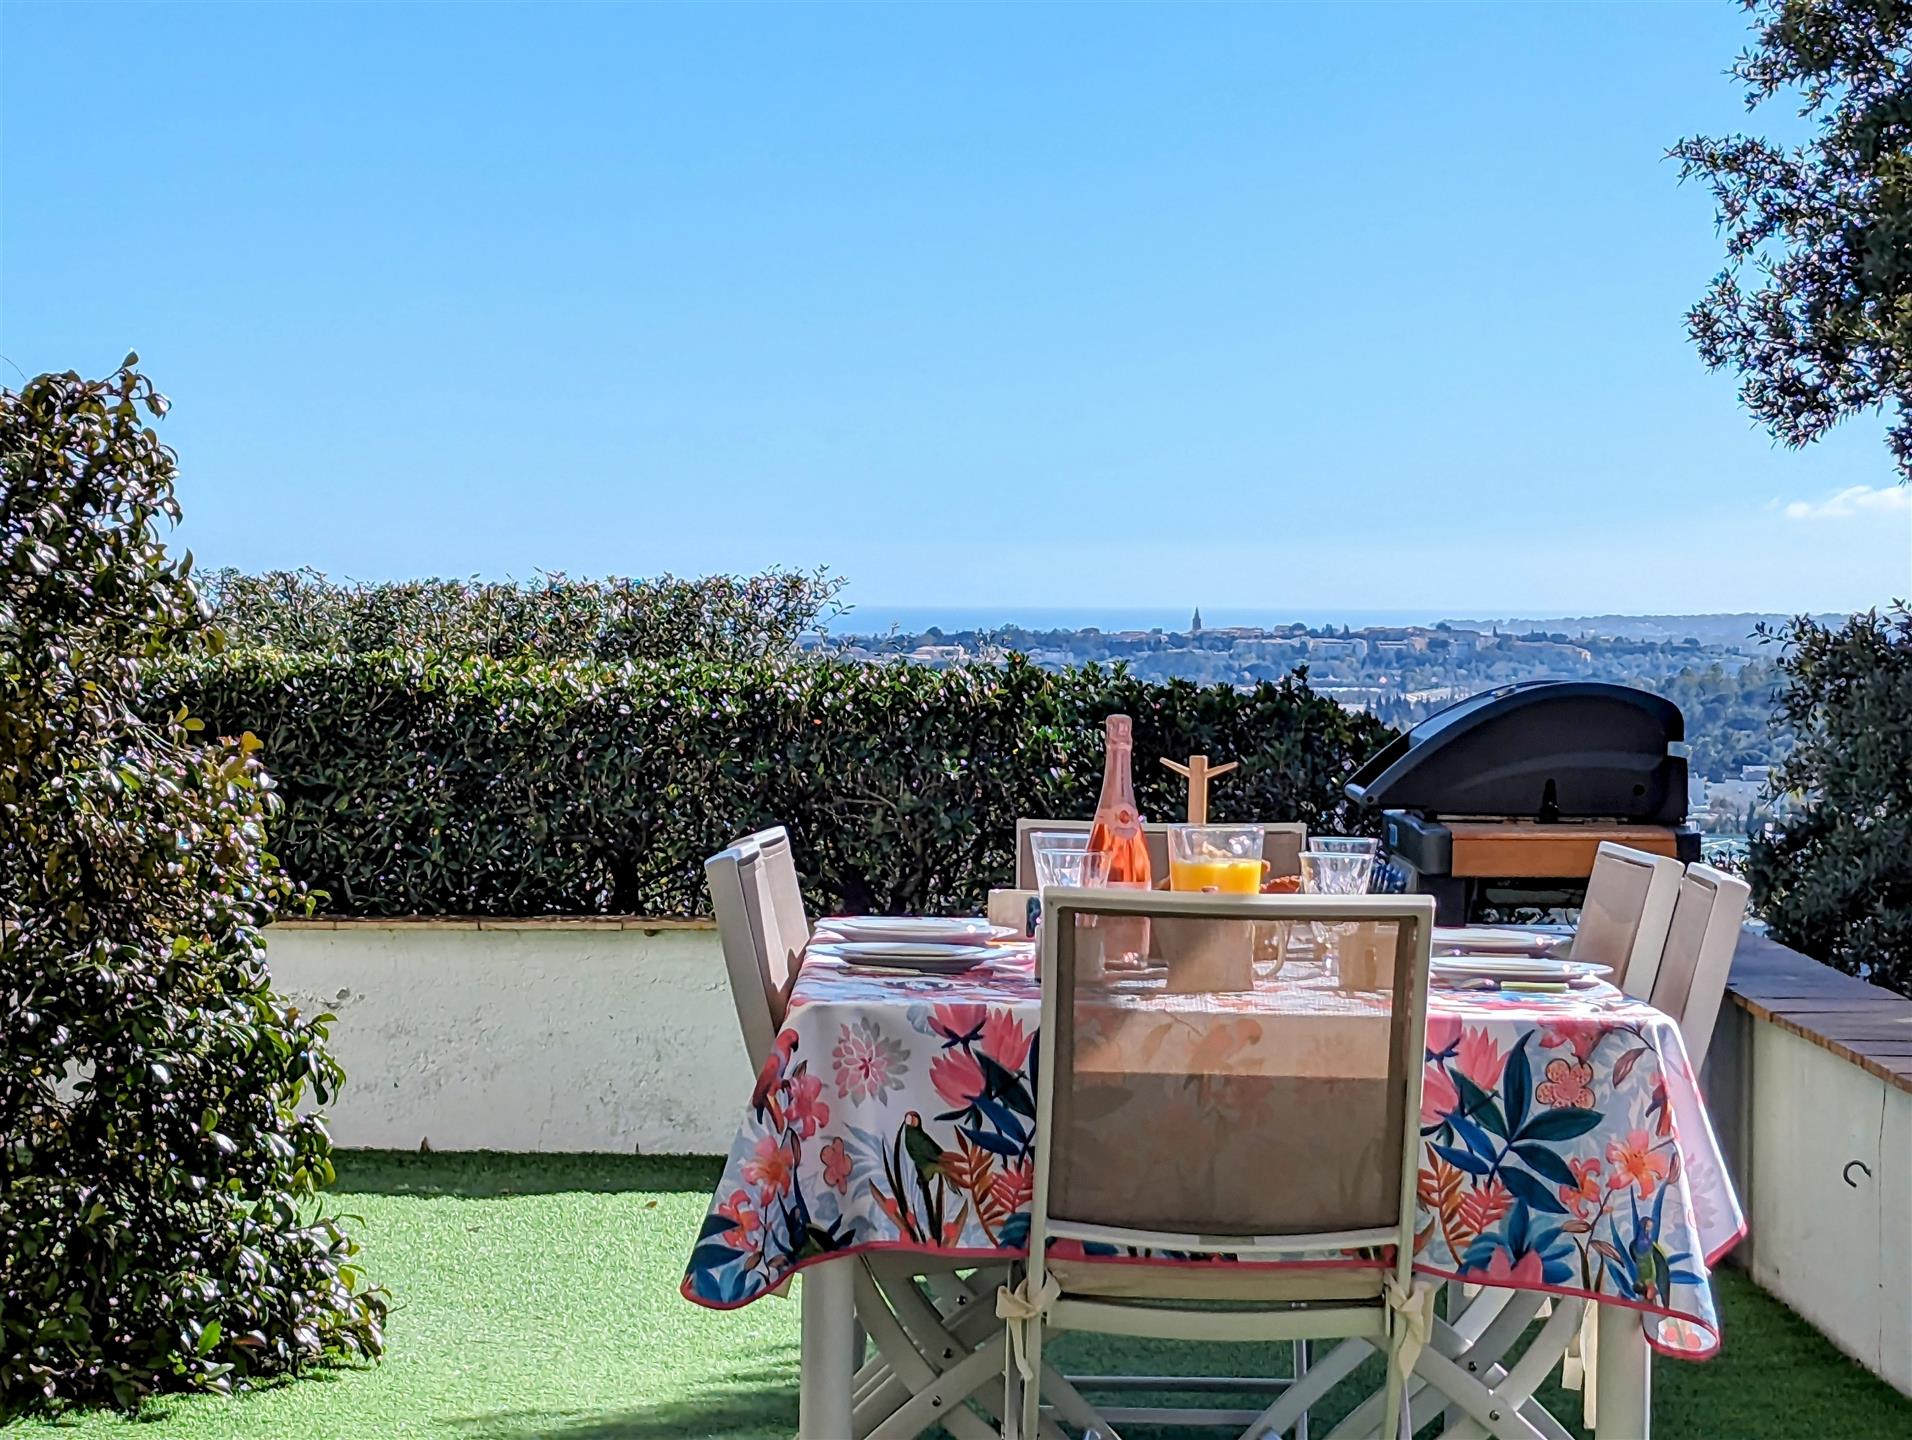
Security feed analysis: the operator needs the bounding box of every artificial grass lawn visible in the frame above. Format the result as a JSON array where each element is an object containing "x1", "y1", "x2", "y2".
[{"x1": 14, "y1": 1152, "x2": 1910, "y2": 1439}]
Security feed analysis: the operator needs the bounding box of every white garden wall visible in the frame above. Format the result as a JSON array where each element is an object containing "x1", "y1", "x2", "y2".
[
  {"x1": 267, "y1": 919, "x2": 752, "y2": 1154},
  {"x1": 1705, "y1": 932, "x2": 1912, "y2": 1398}
]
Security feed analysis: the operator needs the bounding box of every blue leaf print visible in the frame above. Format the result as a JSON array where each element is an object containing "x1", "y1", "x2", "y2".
[
  {"x1": 1431, "y1": 1142, "x2": 1493, "y2": 1177},
  {"x1": 1502, "y1": 1031, "x2": 1534, "y2": 1136},
  {"x1": 1501, "y1": 1165, "x2": 1569, "y2": 1216}
]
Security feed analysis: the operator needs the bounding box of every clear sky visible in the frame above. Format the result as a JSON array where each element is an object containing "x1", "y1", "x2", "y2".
[{"x1": 3, "y1": 1, "x2": 1908, "y2": 618}]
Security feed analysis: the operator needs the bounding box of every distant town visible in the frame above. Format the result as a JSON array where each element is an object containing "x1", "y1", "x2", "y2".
[{"x1": 807, "y1": 611, "x2": 1830, "y2": 834}]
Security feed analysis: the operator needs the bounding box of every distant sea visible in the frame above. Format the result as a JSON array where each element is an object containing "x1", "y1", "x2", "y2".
[{"x1": 826, "y1": 605, "x2": 1453, "y2": 636}]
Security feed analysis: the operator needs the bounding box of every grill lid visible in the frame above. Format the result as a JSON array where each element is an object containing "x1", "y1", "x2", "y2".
[{"x1": 1344, "y1": 681, "x2": 1687, "y2": 824}]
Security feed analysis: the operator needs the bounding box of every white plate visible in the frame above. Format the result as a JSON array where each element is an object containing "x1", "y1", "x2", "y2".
[
  {"x1": 825, "y1": 916, "x2": 1006, "y2": 945},
  {"x1": 1432, "y1": 955, "x2": 1611, "y2": 984},
  {"x1": 1432, "y1": 926, "x2": 1571, "y2": 957},
  {"x1": 814, "y1": 941, "x2": 999, "y2": 971}
]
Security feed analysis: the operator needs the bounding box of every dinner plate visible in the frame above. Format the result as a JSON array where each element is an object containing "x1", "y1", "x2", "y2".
[
  {"x1": 824, "y1": 916, "x2": 1008, "y2": 945},
  {"x1": 814, "y1": 941, "x2": 1000, "y2": 972},
  {"x1": 1432, "y1": 925, "x2": 1571, "y2": 957},
  {"x1": 1431, "y1": 955, "x2": 1611, "y2": 985}
]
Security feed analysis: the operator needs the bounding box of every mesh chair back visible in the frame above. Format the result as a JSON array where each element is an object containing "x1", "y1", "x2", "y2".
[
  {"x1": 1015, "y1": 818, "x2": 1309, "y2": 890},
  {"x1": 1572, "y1": 842, "x2": 1683, "y2": 998},
  {"x1": 1036, "y1": 889, "x2": 1432, "y2": 1243},
  {"x1": 705, "y1": 827, "x2": 812, "y2": 1069},
  {"x1": 1649, "y1": 863, "x2": 1749, "y2": 1069}
]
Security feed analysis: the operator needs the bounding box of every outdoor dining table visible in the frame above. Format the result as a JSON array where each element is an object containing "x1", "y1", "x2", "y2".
[{"x1": 681, "y1": 929, "x2": 1745, "y2": 1439}]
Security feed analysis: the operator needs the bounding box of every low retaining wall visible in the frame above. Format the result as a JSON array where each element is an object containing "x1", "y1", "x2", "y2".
[
  {"x1": 1706, "y1": 930, "x2": 1912, "y2": 1397},
  {"x1": 268, "y1": 918, "x2": 750, "y2": 1154}
]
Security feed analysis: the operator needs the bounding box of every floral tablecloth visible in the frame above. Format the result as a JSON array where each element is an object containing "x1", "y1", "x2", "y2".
[{"x1": 681, "y1": 938, "x2": 1745, "y2": 1358}]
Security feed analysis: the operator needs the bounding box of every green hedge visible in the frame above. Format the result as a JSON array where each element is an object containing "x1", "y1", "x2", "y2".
[
  {"x1": 152, "y1": 654, "x2": 1393, "y2": 918},
  {"x1": 199, "y1": 566, "x2": 844, "y2": 663}
]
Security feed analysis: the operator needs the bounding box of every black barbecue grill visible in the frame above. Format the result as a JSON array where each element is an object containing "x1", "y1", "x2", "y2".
[{"x1": 1345, "y1": 681, "x2": 1702, "y2": 923}]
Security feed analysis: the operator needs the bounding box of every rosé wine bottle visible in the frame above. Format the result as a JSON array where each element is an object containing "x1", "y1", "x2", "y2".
[{"x1": 1086, "y1": 714, "x2": 1151, "y2": 966}]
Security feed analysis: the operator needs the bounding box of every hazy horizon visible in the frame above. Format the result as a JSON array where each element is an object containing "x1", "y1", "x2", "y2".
[{"x1": 822, "y1": 603, "x2": 1850, "y2": 637}]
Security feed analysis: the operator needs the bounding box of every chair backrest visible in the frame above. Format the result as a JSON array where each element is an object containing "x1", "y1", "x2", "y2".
[
  {"x1": 1649, "y1": 863, "x2": 1750, "y2": 1070},
  {"x1": 1015, "y1": 818, "x2": 1309, "y2": 889},
  {"x1": 1029, "y1": 888, "x2": 1433, "y2": 1278},
  {"x1": 1572, "y1": 841, "x2": 1684, "y2": 998},
  {"x1": 704, "y1": 826, "x2": 812, "y2": 1070}
]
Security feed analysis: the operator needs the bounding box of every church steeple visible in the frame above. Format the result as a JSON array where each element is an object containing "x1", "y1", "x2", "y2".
[{"x1": 1191, "y1": 607, "x2": 1203, "y2": 633}]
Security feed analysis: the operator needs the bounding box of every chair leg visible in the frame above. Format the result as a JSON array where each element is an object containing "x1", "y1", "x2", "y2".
[
  {"x1": 1244, "y1": 1336, "x2": 1373, "y2": 1438},
  {"x1": 865, "y1": 1342, "x2": 1008, "y2": 1440},
  {"x1": 1404, "y1": 1300, "x2": 1584, "y2": 1440},
  {"x1": 1442, "y1": 1279, "x2": 1470, "y2": 1434},
  {"x1": 1293, "y1": 1339, "x2": 1310, "y2": 1440},
  {"x1": 1456, "y1": 1291, "x2": 1548, "y2": 1367},
  {"x1": 852, "y1": 1264, "x2": 998, "y2": 1440},
  {"x1": 1019, "y1": 1317, "x2": 1045, "y2": 1440}
]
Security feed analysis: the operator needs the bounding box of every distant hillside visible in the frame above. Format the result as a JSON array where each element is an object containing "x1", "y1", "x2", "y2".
[{"x1": 1442, "y1": 614, "x2": 1847, "y2": 648}]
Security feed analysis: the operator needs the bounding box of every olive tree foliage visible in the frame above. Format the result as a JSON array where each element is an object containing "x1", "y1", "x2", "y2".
[
  {"x1": 0, "y1": 361, "x2": 385, "y2": 1417},
  {"x1": 1673, "y1": 0, "x2": 1912, "y2": 477},
  {"x1": 1748, "y1": 605, "x2": 1912, "y2": 996}
]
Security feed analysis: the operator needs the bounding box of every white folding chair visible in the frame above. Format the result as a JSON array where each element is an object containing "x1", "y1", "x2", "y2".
[
  {"x1": 1570, "y1": 841, "x2": 1684, "y2": 999},
  {"x1": 1018, "y1": 819, "x2": 1320, "y2": 1435},
  {"x1": 1649, "y1": 862, "x2": 1750, "y2": 1069},
  {"x1": 1015, "y1": 818, "x2": 1310, "y2": 888},
  {"x1": 1562, "y1": 860, "x2": 1750, "y2": 1429},
  {"x1": 1000, "y1": 888, "x2": 1438, "y2": 1440},
  {"x1": 1405, "y1": 843, "x2": 1683, "y2": 1435},
  {"x1": 707, "y1": 826, "x2": 810, "y2": 1063},
  {"x1": 706, "y1": 830, "x2": 1013, "y2": 1440},
  {"x1": 1413, "y1": 840, "x2": 1682, "y2": 1412}
]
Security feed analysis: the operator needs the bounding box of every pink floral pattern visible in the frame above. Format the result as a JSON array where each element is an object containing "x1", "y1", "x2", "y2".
[
  {"x1": 1608, "y1": 1129, "x2": 1672, "y2": 1198},
  {"x1": 684, "y1": 942, "x2": 1744, "y2": 1361},
  {"x1": 820, "y1": 1137, "x2": 852, "y2": 1193},
  {"x1": 1537, "y1": 1057, "x2": 1595, "y2": 1109},
  {"x1": 833, "y1": 1016, "x2": 908, "y2": 1102}
]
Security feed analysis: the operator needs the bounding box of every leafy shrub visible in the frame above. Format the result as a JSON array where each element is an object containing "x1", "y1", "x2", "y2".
[
  {"x1": 151, "y1": 652, "x2": 1391, "y2": 918},
  {"x1": 1748, "y1": 605, "x2": 1912, "y2": 997},
  {"x1": 1, "y1": 362, "x2": 385, "y2": 1418},
  {"x1": 200, "y1": 565, "x2": 844, "y2": 663}
]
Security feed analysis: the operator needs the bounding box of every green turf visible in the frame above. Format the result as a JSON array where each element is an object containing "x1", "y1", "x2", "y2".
[{"x1": 12, "y1": 1151, "x2": 1908, "y2": 1439}]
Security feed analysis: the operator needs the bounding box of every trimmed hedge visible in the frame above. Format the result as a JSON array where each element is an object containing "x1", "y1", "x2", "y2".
[
  {"x1": 153, "y1": 653, "x2": 1393, "y2": 918},
  {"x1": 199, "y1": 566, "x2": 844, "y2": 663}
]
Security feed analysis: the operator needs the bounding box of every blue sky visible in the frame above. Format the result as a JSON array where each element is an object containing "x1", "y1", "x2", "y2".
[{"x1": 3, "y1": 1, "x2": 1907, "y2": 618}]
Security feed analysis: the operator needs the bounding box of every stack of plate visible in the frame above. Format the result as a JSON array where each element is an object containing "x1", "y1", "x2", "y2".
[
  {"x1": 1430, "y1": 955, "x2": 1611, "y2": 989},
  {"x1": 811, "y1": 916, "x2": 1014, "y2": 973},
  {"x1": 1431, "y1": 925, "x2": 1572, "y2": 958}
]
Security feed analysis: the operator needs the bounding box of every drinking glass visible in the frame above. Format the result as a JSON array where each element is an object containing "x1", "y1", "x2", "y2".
[
  {"x1": 1029, "y1": 830, "x2": 1091, "y2": 853},
  {"x1": 1299, "y1": 849, "x2": 1375, "y2": 896},
  {"x1": 1031, "y1": 832, "x2": 1094, "y2": 888},
  {"x1": 1166, "y1": 824, "x2": 1267, "y2": 893},
  {"x1": 1308, "y1": 835, "x2": 1379, "y2": 862},
  {"x1": 1300, "y1": 848, "x2": 1377, "y2": 973},
  {"x1": 1035, "y1": 848, "x2": 1115, "y2": 980},
  {"x1": 1042, "y1": 849, "x2": 1112, "y2": 888}
]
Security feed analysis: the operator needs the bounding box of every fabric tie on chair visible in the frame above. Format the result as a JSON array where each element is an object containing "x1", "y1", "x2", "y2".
[
  {"x1": 1385, "y1": 1277, "x2": 1438, "y2": 1440},
  {"x1": 1384, "y1": 1275, "x2": 1436, "y2": 1385},
  {"x1": 996, "y1": 1273, "x2": 1061, "y2": 1381}
]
